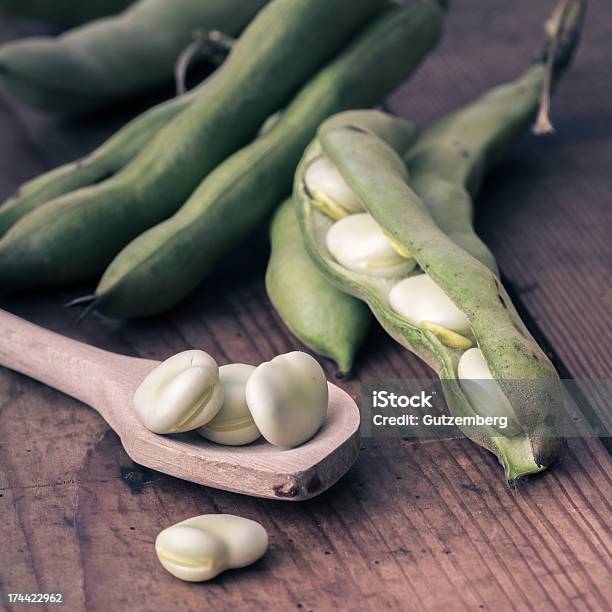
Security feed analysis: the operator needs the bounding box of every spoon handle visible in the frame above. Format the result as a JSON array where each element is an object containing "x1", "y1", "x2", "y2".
[{"x1": 0, "y1": 309, "x2": 152, "y2": 426}]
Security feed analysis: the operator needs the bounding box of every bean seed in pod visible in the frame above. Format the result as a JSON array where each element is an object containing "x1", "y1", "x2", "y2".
[
  {"x1": 326, "y1": 213, "x2": 416, "y2": 278},
  {"x1": 388, "y1": 274, "x2": 470, "y2": 333},
  {"x1": 458, "y1": 348, "x2": 522, "y2": 437},
  {"x1": 304, "y1": 156, "x2": 364, "y2": 219}
]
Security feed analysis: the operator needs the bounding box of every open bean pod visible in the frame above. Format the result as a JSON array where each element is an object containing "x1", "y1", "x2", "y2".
[
  {"x1": 266, "y1": 111, "x2": 417, "y2": 375},
  {"x1": 295, "y1": 121, "x2": 561, "y2": 480},
  {"x1": 294, "y1": 67, "x2": 569, "y2": 480},
  {"x1": 293, "y1": 0, "x2": 587, "y2": 478}
]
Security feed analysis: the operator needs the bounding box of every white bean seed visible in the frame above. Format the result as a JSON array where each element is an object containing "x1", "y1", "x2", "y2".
[
  {"x1": 134, "y1": 350, "x2": 224, "y2": 434},
  {"x1": 389, "y1": 274, "x2": 470, "y2": 333},
  {"x1": 156, "y1": 514, "x2": 268, "y2": 582},
  {"x1": 305, "y1": 156, "x2": 364, "y2": 216},
  {"x1": 326, "y1": 213, "x2": 415, "y2": 277},
  {"x1": 458, "y1": 348, "x2": 521, "y2": 436},
  {"x1": 198, "y1": 364, "x2": 261, "y2": 446},
  {"x1": 245, "y1": 351, "x2": 328, "y2": 448}
]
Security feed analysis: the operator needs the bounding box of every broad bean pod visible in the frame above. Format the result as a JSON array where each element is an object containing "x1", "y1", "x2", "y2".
[
  {"x1": 0, "y1": 0, "x2": 387, "y2": 293},
  {"x1": 266, "y1": 199, "x2": 372, "y2": 376},
  {"x1": 267, "y1": 98, "x2": 499, "y2": 373},
  {"x1": 84, "y1": 3, "x2": 444, "y2": 319},
  {"x1": 0, "y1": 0, "x2": 267, "y2": 111},
  {"x1": 296, "y1": 113, "x2": 559, "y2": 480},
  {"x1": 265, "y1": 111, "x2": 417, "y2": 374},
  {"x1": 0, "y1": 87, "x2": 198, "y2": 237},
  {"x1": 294, "y1": 2, "x2": 585, "y2": 479},
  {"x1": 0, "y1": 0, "x2": 133, "y2": 26},
  {"x1": 0, "y1": 30, "x2": 235, "y2": 237}
]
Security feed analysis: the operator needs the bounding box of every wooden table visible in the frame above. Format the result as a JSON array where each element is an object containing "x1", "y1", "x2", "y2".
[{"x1": 1, "y1": 2, "x2": 610, "y2": 610}]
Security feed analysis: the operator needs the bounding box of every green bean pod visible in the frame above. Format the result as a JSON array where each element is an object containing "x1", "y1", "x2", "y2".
[
  {"x1": 265, "y1": 110, "x2": 417, "y2": 375},
  {"x1": 0, "y1": 31, "x2": 235, "y2": 237},
  {"x1": 0, "y1": 0, "x2": 133, "y2": 26},
  {"x1": 0, "y1": 0, "x2": 267, "y2": 111},
  {"x1": 0, "y1": 87, "x2": 199, "y2": 238},
  {"x1": 0, "y1": 0, "x2": 388, "y2": 294},
  {"x1": 264, "y1": 109, "x2": 500, "y2": 376},
  {"x1": 296, "y1": 111, "x2": 560, "y2": 481},
  {"x1": 294, "y1": 1, "x2": 585, "y2": 480},
  {"x1": 85, "y1": 3, "x2": 443, "y2": 319},
  {"x1": 266, "y1": 199, "x2": 372, "y2": 376}
]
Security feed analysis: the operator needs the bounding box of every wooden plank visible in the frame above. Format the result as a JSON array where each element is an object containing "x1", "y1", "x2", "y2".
[
  {"x1": 1, "y1": 284, "x2": 609, "y2": 611},
  {"x1": 0, "y1": 1, "x2": 610, "y2": 610}
]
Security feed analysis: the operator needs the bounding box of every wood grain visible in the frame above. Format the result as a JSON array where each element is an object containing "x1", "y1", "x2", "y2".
[{"x1": 1, "y1": 1, "x2": 611, "y2": 610}]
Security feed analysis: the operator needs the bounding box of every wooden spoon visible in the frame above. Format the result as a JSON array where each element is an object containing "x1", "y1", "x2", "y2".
[{"x1": 0, "y1": 310, "x2": 360, "y2": 501}]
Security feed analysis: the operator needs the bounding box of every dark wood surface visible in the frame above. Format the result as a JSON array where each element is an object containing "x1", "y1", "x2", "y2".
[{"x1": 1, "y1": 2, "x2": 610, "y2": 611}]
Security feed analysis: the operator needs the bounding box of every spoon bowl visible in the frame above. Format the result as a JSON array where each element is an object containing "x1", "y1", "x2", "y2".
[{"x1": 0, "y1": 309, "x2": 360, "y2": 500}]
